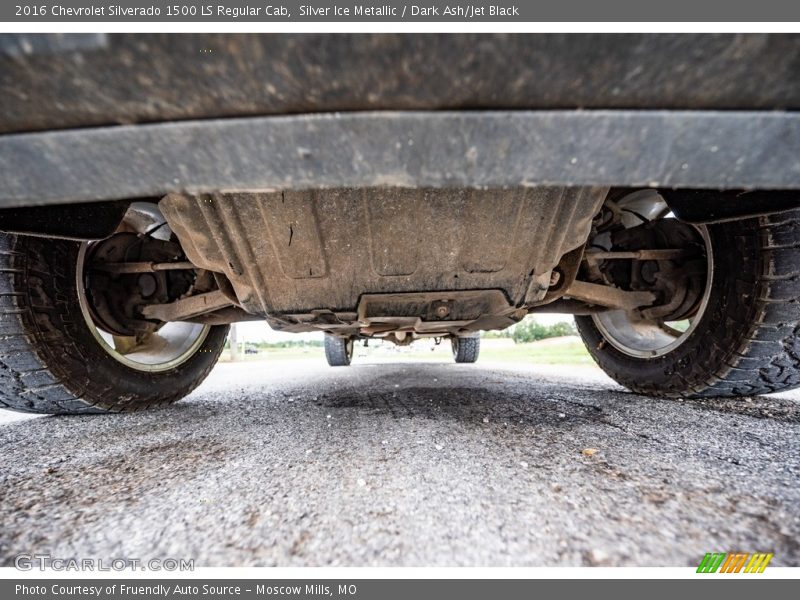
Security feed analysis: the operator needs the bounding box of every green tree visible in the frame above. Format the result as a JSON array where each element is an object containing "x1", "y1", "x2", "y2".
[{"x1": 511, "y1": 316, "x2": 576, "y2": 344}]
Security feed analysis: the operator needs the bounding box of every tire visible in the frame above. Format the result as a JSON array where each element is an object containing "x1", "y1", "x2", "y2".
[
  {"x1": 0, "y1": 234, "x2": 228, "y2": 414},
  {"x1": 452, "y1": 336, "x2": 480, "y2": 363},
  {"x1": 576, "y1": 210, "x2": 800, "y2": 398},
  {"x1": 324, "y1": 334, "x2": 353, "y2": 366}
]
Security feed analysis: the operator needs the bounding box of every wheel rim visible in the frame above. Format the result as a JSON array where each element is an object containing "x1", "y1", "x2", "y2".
[
  {"x1": 346, "y1": 339, "x2": 354, "y2": 361},
  {"x1": 590, "y1": 190, "x2": 713, "y2": 359},
  {"x1": 76, "y1": 203, "x2": 210, "y2": 372}
]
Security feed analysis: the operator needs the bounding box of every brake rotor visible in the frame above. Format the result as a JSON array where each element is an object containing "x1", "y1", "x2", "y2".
[
  {"x1": 83, "y1": 232, "x2": 193, "y2": 336},
  {"x1": 600, "y1": 218, "x2": 708, "y2": 321}
]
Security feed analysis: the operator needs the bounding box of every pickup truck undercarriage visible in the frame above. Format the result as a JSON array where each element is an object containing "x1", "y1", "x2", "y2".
[
  {"x1": 1, "y1": 33, "x2": 799, "y2": 413},
  {"x1": 54, "y1": 188, "x2": 708, "y2": 341}
]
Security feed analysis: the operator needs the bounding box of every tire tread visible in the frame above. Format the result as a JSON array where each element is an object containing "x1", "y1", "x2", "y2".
[
  {"x1": 453, "y1": 336, "x2": 480, "y2": 363},
  {"x1": 0, "y1": 233, "x2": 227, "y2": 414},
  {"x1": 577, "y1": 209, "x2": 800, "y2": 398}
]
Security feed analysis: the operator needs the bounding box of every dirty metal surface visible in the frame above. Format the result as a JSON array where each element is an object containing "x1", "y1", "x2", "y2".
[
  {"x1": 159, "y1": 187, "x2": 604, "y2": 322},
  {"x1": 2, "y1": 34, "x2": 800, "y2": 134},
  {"x1": 2, "y1": 110, "x2": 800, "y2": 208}
]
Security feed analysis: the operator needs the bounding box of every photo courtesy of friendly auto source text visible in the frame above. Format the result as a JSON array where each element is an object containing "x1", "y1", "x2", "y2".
[{"x1": 0, "y1": 0, "x2": 799, "y2": 595}]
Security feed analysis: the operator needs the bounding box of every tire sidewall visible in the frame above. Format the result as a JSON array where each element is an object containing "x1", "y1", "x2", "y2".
[
  {"x1": 575, "y1": 217, "x2": 761, "y2": 396},
  {"x1": 15, "y1": 235, "x2": 229, "y2": 410}
]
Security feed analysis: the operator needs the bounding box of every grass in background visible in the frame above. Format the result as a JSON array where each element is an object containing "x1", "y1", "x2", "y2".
[
  {"x1": 219, "y1": 337, "x2": 593, "y2": 365},
  {"x1": 220, "y1": 315, "x2": 593, "y2": 364},
  {"x1": 480, "y1": 340, "x2": 593, "y2": 364}
]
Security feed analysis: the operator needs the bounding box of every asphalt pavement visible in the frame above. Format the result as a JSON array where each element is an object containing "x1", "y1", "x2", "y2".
[{"x1": 1, "y1": 359, "x2": 799, "y2": 567}]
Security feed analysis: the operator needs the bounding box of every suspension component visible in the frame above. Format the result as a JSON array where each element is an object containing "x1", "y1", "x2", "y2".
[
  {"x1": 83, "y1": 232, "x2": 197, "y2": 335},
  {"x1": 592, "y1": 216, "x2": 708, "y2": 320}
]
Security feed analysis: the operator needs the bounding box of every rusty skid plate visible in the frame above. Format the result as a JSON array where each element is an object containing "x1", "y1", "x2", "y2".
[{"x1": 159, "y1": 187, "x2": 604, "y2": 330}]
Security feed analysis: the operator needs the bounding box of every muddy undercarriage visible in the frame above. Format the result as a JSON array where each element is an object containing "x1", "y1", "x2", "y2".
[
  {"x1": 3, "y1": 33, "x2": 800, "y2": 414},
  {"x1": 74, "y1": 187, "x2": 709, "y2": 349}
]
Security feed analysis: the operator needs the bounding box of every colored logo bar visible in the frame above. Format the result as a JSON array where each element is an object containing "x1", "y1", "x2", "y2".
[{"x1": 697, "y1": 553, "x2": 773, "y2": 573}]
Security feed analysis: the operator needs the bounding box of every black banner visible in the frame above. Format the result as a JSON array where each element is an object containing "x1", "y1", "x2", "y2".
[
  {"x1": 3, "y1": 0, "x2": 800, "y2": 22},
  {"x1": 4, "y1": 579, "x2": 800, "y2": 600}
]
